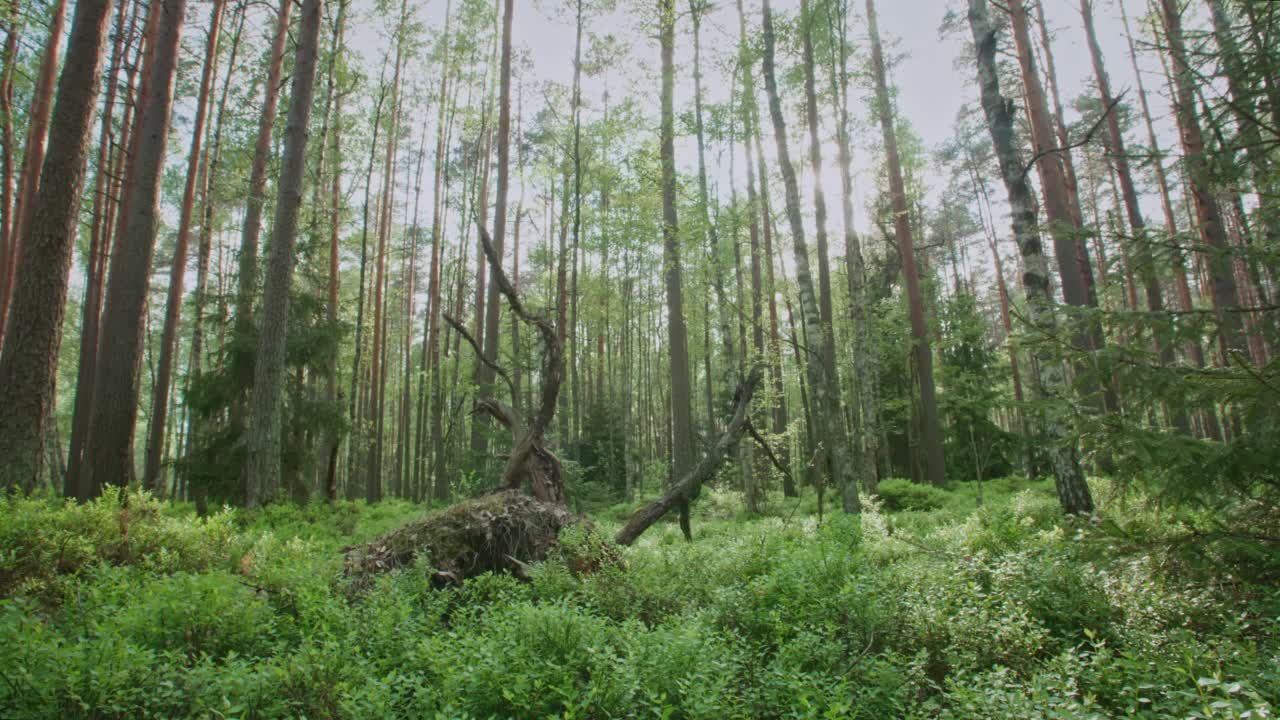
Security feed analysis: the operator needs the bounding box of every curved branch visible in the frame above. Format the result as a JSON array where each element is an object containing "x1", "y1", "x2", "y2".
[
  {"x1": 615, "y1": 364, "x2": 764, "y2": 546},
  {"x1": 746, "y1": 418, "x2": 795, "y2": 490},
  {"x1": 443, "y1": 311, "x2": 516, "y2": 400},
  {"x1": 475, "y1": 216, "x2": 562, "y2": 443},
  {"x1": 1021, "y1": 92, "x2": 1125, "y2": 178}
]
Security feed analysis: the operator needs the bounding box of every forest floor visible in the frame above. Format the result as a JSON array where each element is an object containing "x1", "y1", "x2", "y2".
[{"x1": 1, "y1": 475, "x2": 1277, "y2": 719}]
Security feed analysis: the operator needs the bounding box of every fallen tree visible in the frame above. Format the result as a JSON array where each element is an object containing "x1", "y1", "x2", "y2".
[
  {"x1": 342, "y1": 214, "x2": 575, "y2": 589},
  {"x1": 345, "y1": 216, "x2": 771, "y2": 580},
  {"x1": 615, "y1": 364, "x2": 764, "y2": 545},
  {"x1": 343, "y1": 490, "x2": 581, "y2": 588}
]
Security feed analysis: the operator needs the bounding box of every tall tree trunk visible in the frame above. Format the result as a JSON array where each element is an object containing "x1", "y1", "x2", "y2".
[
  {"x1": 690, "y1": 0, "x2": 736, "y2": 388},
  {"x1": 231, "y1": 0, "x2": 293, "y2": 413},
  {"x1": 346, "y1": 71, "x2": 387, "y2": 497},
  {"x1": 1208, "y1": 0, "x2": 1278, "y2": 266},
  {"x1": 1117, "y1": 0, "x2": 1210, "y2": 397},
  {"x1": 1158, "y1": 0, "x2": 1247, "y2": 363},
  {"x1": 243, "y1": 0, "x2": 323, "y2": 507},
  {"x1": 368, "y1": 11, "x2": 407, "y2": 503},
  {"x1": 184, "y1": 1, "x2": 246, "y2": 507},
  {"x1": 65, "y1": 0, "x2": 132, "y2": 496},
  {"x1": 799, "y1": 0, "x2": 838, "y2": 394},
  {"x1": 967, "y1": 0, "x2": 1093, "y2": 515},
  {"x1": 735, "y1": 0, "x2": 792, "y2": 495},
  {"x1": 0, "y1": 3, "x2": 21, "y2": 326},
  {"x1": 569, "y1": 0, "x2": 584, "y2": 449},
  {"x1": 80, "y1": 0, "x2": 186, "y2": 499},
  {"x1": 144, "y1": 0, "x2": 227, "y2": 492},
  {"x1": 761, "y1": 0, "x2": 859, "y2": 510},
  {"x1": 866, "y1": 0, "x2": 945, "y2": 487},
  {"x1": 1033, "y1": 0, "x2": 1089, "y2": 239},
  {"x1": 827, "y1": 0, "x2": 879, "y2": 495},
  {"x1": 555, "y1": 164, "x2": 570, "y2": 443},
  {"x1": 0, "y1": 0, "x2": 115, "y2": 492},
  {"x1": 474, "y1": 0, "x2": 514, "y2": 464},
  {"x1": 1080, "y1": 0, "x2": 1187, "y2": 433},
  {"x1": 1008, "y1": 0, "x2": 1109, "y2": 414},
  {"x1": 428, "y1": 0, "x2": 456, "y2": 501},
  {"x1": 659, "y1": 0, "x2": 697, "y2": 536},
  {"x1": 0, "y1": 0, "x2": 68, "y2": 346},
  {"x1": 323, "y1": 0, "x2": 347, "y2": 501}
]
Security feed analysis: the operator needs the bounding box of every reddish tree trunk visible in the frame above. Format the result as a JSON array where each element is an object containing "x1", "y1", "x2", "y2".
[
  {"x1": 0, "y1": 0, "x2": 116, "y2": 491},
  {"x1": 143, "y1": 0, "x2": 227, "y2": 492},
  {"x1": 80, "y1": 0, "x2": 187, "y2": 498}
]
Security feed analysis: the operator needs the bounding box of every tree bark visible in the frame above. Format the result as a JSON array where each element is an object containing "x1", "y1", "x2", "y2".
[
  {"x1": 762, "y1": 0, "x2": 859, "y2": 510},
  {"x1": 691, "y1": 0, "x2": 736, "y2": 390},
  {"x1": 80, "y1": 0, "x2": 186, "y2": 498},
  {"x1": 1208, "y1": 0, "x2": 1278, "y2": 274},
  {"x1": 734, "y1": 0, "x2": 792, "y2": 495},
  {"x1": 243, "y1": 0, "x2": 324, "y2": 507},
  {"x1": 1117, "y1": 0, "x2": 1210, "y2": 405},
  {"x1": 346, "y1": 68, "x2": 388, "y2": 497},
  {"x1": 1007, "y1": 0, "x2": 1109, "y2": 411},
  {"x1": 144, "y1": 0, "x2": 227, "y2": 492},
  {"x1": 1080, "y1": 0, "x2": 1187, "y2": 433},
  {"x1": 866, "y1": 0, "x2": 945, "y2": 487},
  {"x1": 1158, "y1": 0, "x2": 1247, "y2": 364},
  {"x1": 616, "y1": 366, "x2": 762, "y2": 546},
  {"x1": 368, "y1": 8, "x2": 407, "y2": 503},
  {"x1": 0, "y1": 4, "x2": 21, "y2": 333},
  {"x1": 828, "y1": 0, "x2": 878, "y2": 495},
  {"x1": 427, "y1": 5, "x2": 457, "y2": 500},
  {"x1": 967, "y1": 0, "x2": 1093, "y2": 515},
  {"x1": 460, "y1": 220, "x2": 566, "y2": 504},
  {"x1": 474, "y1": 0, "x2": 514, "y2": 462},
  {"x1": 0, "y1": 0, "x2": 116, "y2": 492},
  {"x1": 65, "y1": 0, "x2": 133, "y2": 496},
  {"x1": 322, "y1": 0, "x2": 347, "y2": 501},
  {"x1": 659, "y1": 0, "x2": 697, "y2": 535},
  {"x1": 231, "y1": 0, "x2": 293, "y2": 378},
  {"x1": 799, "y1": 0, "x2": 838, "y2": 394},
  {"x1": 0, "y1": 0, "x2": 68, "y2": 347}
]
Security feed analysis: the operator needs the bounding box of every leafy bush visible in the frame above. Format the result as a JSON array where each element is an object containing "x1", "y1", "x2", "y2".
[
  {"x1": 877, "y1": 477, "x2": 951, "y2": 512},
  {"x1": 1, "y1": 483, "x2": 1276, "y2": 718},
  {"x1": 113, "y1": 571, "x2": 277, "y2": 659}
]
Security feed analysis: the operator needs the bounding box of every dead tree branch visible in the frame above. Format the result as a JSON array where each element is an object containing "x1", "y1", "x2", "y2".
[
  {"x1": 469, "y1": 216, "x2": 565, "y2": 503},
  {"x1": 615, "y1": 365, "x2": 764, "y2": 546},
  {"x1": 443, "y1": 312, "x2": 516, "y2": 400},
  {"x1": 1021, "y1": 93, "x2": 1124, "y2": 178},
  {"x1": 746, "y1": 418, "x2": 796, "y2": 491}
]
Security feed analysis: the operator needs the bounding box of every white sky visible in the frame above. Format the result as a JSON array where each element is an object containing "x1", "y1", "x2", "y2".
[
  {"x1": 139, "y1": 0, "x2": 1202, "y2": 311},
  {"x1": 345, "y1": 0, "x2": 1188, "y2": 270}
]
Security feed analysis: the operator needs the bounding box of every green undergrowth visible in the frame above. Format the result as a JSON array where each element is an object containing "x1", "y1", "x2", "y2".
[{"x1": 1, "y1": 479, "x2": 1276, "y2": 719}]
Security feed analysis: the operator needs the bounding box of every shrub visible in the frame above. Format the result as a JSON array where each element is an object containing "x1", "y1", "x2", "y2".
[
  {"x1": 0, "y1": 490, "x2": 240, "y2": 602},
  {"x1": 877, "y1": 477, "x2": 950, "y2": 512},
  {"x1": 114, "y1": 571, "x2": 277, "y2": 659}
]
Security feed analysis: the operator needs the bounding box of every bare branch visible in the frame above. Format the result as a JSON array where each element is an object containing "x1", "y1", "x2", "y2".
[
  {"x1": 745, "y1": 418, "x2": 795, "y2": 490},
  {"x1": 615, "y1": 364, "x2": 764, "y2": 546},
  {"x1": 475, "y1": 215, "x2": 562, "y2": 442},
  {"x1": 1021, "y1": 92, "x2": 1125, "y2": 178},
  {"x1": 443, "y1": 311, "x2": 516, "y2": 400}
]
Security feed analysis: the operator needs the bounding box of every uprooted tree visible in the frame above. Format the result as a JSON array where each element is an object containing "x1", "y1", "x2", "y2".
[
  {"x1": 344, "y1": 214, "x2": 570, "y2": 585},
  {"x1": 444, "y1": 218, "x2": 565, "y2": 505},
  {"x1": 345, "y1": 220, "x2": 770, "y2": 583}
]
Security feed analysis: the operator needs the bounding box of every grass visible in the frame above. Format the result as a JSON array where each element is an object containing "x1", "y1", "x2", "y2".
[{"x1": 0, "y1": 477, "x2": 1276, "y2": 719}]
